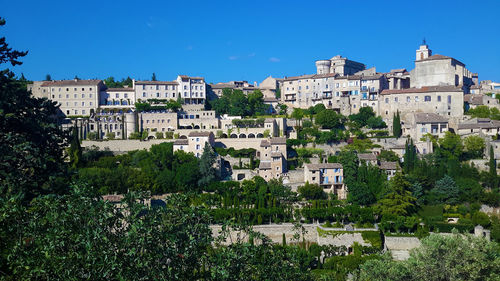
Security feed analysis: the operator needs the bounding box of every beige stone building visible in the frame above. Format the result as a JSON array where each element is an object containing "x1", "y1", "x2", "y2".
[
  {"x1": 379, "y1": 161, "x2": 398, "y2": 180},
  {"x1": 403, "y1": 113, "x2": 449, "y2": 140},
  {"x1": 258, "y1": 137, "x2": 287, "y2": 180},
  {"x1": 100, "y1": 87, "x2": 136, "y2": 109},
  {"x1": 379, "y1": 86, "x2": 464, "y2": 125},
  {"x1": 178, "y1": 110, "x2": 218, "y2": 129},
  {"x1": 304, "y1": 163, "x2": 346, "y2": 199},
  {"x1": 259, "y1": 76, "x2": 283, "y2": 99},
  {"x1": 410, "y1": 43, "x2": 475, "y2": 91},
  {"x1": 173, "y1": 131, "x2": 215, "y2": 158},
  {"x1": 464, "y1": 94, "x2": 500, "y2": 110},
  {"x1": 209, "y1": 80, "x2": 257, "y2": 98},
  {"x1": 457, "y1": 118, "x2": 500, "y2": 137},
  {"x1": 134, "y1": 80, "x2": 179, "y2": 101},
  {"x1": 28, "y1": 79, "x2": 104, "y2": 117},
  {"x1": 358, "y1": 153, "x2": 378, "y2": 166}
]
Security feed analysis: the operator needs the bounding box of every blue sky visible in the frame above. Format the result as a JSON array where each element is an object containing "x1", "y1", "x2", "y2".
[{"x1": 2, "y1": 0, "x2": 499, "y2": 84}]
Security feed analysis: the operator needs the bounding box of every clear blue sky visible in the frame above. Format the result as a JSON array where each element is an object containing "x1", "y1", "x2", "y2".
[{"x1": 2, "y1": 0, "x2": 499, "y2": 84}]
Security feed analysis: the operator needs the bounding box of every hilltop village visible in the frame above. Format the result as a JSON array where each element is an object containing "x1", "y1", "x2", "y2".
[{"x1": 27, "y1": 43, "x2": 500, "y2": 199}]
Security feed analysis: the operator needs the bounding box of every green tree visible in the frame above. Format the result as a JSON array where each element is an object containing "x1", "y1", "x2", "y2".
[
  {"x1": 2, "y1": 188, "x2": 213, "y2": 280},
  {"x1": 198, "y1": 142, "x2": 217, "y2": 186},
  {"x1": 297, "y1": 182, "x2": 327, "y2": 200},
  {"x1": 464, "y1": 135, "x2": 485, "y2": 159},
  {"x1": 438, "y1": 131, "x2": 463, "y2": 159},
  {"x1": 403, "y1": 138, "x2": 417, "y2": 173},
  {"x1": 349, "y1": 107, "x2": 376, "y2": 127},
  {"x1": 429, "y1": 175, "x2": 459, "y2": 205},
  {"x1": 44, "y1": 74, "x2": 51, "y2": 81},
  {"x1": 378, "y1": 150, "x2": 399, "y2": 162},
  {"x1": 68, "y1": 124, "x2": 82, "y2": 169},
  {"x1": 151, "y1": 72, "x2": 157, "y2": 81},
  {"x1": 291, "y1": 108, "x2": 305, "y2": 127},
  {"x1": 355, "y1": 232, "x2": 500, "y2": 281},
  {"x1": 392, "y1": 111, "x2": 402, "y2": 138},
  {"x1": 374, "y1": 173, "x2": 416, "y2": 216},
  {"x1": 315, "y1": 109, "x2": 344, "y2": 129},
  {"x1": 0, "y1": 18, "x2": 68, "y2": 201}
]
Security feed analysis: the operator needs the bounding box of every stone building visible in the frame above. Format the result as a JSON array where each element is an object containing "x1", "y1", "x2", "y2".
[
  {"x1": 28, "y1": 79, "x2": 104, "y2": 116},
  {"x1": 410, "y1": 43, "x2": 475, "y2": 91},
  {"x1": 464, "y1": 94, "x2": 500, "y2": 110},
  {"x1": 208, "y1": 80, "x2": 256, "y2": 98},
  {"x1": 259, "y1": 76, "x2": 283, "y2": 99},
  {"x1": 379, "y1": 161, "x2": 398, "y2": 180},
  {"x1": 303, "y1": 163, "x2": 346, "y2": 199},
  {"x1": 315, "y1": 55, "x2": 365, "y2": 75},
  {"x1": 456, "y1": 118, "x2": 500, "y2": 137},
  {"x1": 258, "y1": 137, "x2": 287, "y2": 180},
  {"x1": 379, "y1": 86, "x2": 464, "y2": 125},
  {"x1": 100, "y1": 87, "x2": 136, "y2": 108},
  {"x1": 404, "y1": 112, "x2": 449, "y2": 140},
  {"x1": 358, "y1": 153, "x2": 378, "y2": 166},
  {"x1": 134, "y1": 80, "x2": 179, "y2": 101},
  {"x1": 173, "y1": 131, "x2": 215, "y2": 158}
]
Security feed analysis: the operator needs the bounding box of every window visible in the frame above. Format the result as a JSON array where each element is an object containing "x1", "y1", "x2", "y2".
[
  {"x1": 385, "y1": 98, "x2": 389, "y2": 104},
  {"x1": 406, "y1": 96, "x2": 410, "y2": 102},
  {"x1": 196, "y1": 138, "x2": 200, "y2": 142},
  {"x1": 90, "y1": 102, "x2": 93, "y2": 106},
  {"x1": 184, "y1": 85, "x2": 187, "y2": 90},
  {"x1": 143, "y1": 93, "x2": 146, "y2": 97},
  {"x1": 156, "y1": 93, "x2": 160, "y2": 97},
  {"x1": 424, "y1": 96, "x2": 431, "y2": 102},
  {"x1": 196, "y1": 144, "x2": 200, "y2": 150},
  {"x1": 124, "y1": 93, "x2": 128, "y2": 98},
  {"x1": 74, "y1": 94, "x2": 77, "y2": 98},
  {"x1": 415, "y1": 96, "x2": 419, "y2": 102},
  {"x1": 90, "y1": 94, "x2": 93, "y2": 98},
  {"x1": 82, "y1": 102, "x2": 85, "y2": 106},
  {"x1": 82, "y1": 110, "x2": 86, "y2": 115},
  {"x1": 82, "y1": 94, "x2": 85, "y2": 98},
  {"x1": 394, "y1": 97, "x2": 398, "y2": 102},
  {"x1": 448, "y1": 95, "x2": 452, "y2": 103},
  {"x1": 115, "y1": 93, "x2": 119, "y2": 98},
  {"x1": 437, "y1": 96, "x2": 441, "y2": 102},
  {"x1": 74, "y1": 110, "x2": 78, "y2": 114},
  {"x1": 66, "y1": 94, "x2": 69, "y2": 98}
]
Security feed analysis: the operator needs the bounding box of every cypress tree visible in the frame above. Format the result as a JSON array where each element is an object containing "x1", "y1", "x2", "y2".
[
  {"x1": 68, "y1": 124, "x2": 82, "y2": 169},
  {"x1": 282, "y1": 233, "x2": 287, "y2": 246},
  {"x1": 393, "y1": 111, "x2": 402, "y2": 138}
]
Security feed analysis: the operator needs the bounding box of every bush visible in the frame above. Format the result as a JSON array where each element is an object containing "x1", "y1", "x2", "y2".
[
  {"x1": 155, "y1": 132, "x2": 164, "y2": 139},
  {"x1": 105, "y1": 132, "x2": 115, "y2": 140},
  {"x1": 298, "y1": 182, "x2": 327, "y2": 200},
  {"x1": 165, "y1": 131, "x2": 174, "y2": 139}
]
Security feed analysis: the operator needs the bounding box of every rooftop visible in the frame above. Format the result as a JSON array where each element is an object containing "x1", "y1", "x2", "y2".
[
  {"x1": 414, "y1": 113, "x2": 448, "y2": 123},
  {"x1": 305, "y1": 163, "x2": 343, "y2": 170},
  {"x1": 379, "y1": 161, "x2": 398, "y2": 170},
  {"x1": 188, "y1": 131, "x2": 213, "y2": 137},
  {"x1": 380, "y1": 85, "x2": 463, "y2": 95},
  {"x1": 173, "y1": 139, "x2": 188, "y2": 145},
  {"x1": 270, "y1": 137, "x2": 287, "y2": 145},
  {"x1": 105, "y1": 87, "x2": 135, "y2": 92},
  {"x1": 358, "y1": 153, "x2": 377, "y2": 161},
  {"x1": 259, "y1": 161, "x2": 271, "y2": 170},
  {"x1": 135, "y1": 80, "x2": 178, "y2": 85},
  {"x1": 41, "y1": 79, "x2": 102, "y2": 87}
]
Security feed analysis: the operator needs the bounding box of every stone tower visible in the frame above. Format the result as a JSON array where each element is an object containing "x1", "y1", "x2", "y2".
[
  {"x1": 416, "y1": 40, "x2": 432, "y2": 61},
  {"x1": 125, "y1": 112, "x2": 137, "y2": 138}
]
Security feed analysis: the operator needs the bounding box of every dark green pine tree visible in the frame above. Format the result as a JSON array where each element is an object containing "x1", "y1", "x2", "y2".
[
  {"x1": 403, "y1": 138, "x2": 417, "y2": 173},
  {"x1": 489, "y1": 145, "x2": 497, "y2": 188},
  {"x1": 68, "y1": 124, "x2": 82, "y2": 169},
  {"x1": 151, "y1": 72, "x2": 157, "y2": 81},
  {"x1": 393, "y1": 110, "x2": 402, "y2": 138},
  {"x1": 198, "y1": 142, "x2": 216, "y2": 186}
]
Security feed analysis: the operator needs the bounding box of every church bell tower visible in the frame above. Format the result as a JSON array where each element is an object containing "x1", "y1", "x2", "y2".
[{"x1": 416, "y1": 39, "x2": 432, "y2": 61}]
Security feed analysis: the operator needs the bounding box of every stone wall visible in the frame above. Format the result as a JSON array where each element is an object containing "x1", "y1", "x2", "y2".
[
  {"x1": 384, "y1": 236, "x2": 421, "y2": 261},
  {"x1": 82, "y1": 139, "x2": 174, "y2": 152},
  {"x1": 215, "y1": 138, "x2": 263, "y2": 150}
]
